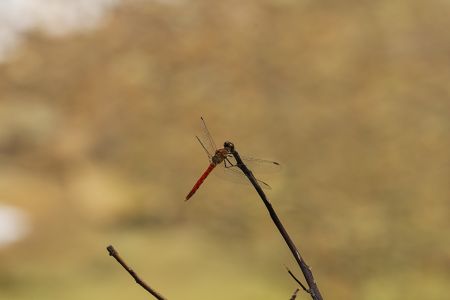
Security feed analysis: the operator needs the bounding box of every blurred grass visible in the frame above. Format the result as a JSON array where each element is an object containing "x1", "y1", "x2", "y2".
[{"x1": 0, "y1": 0, "x2": 449, "y2": 299}]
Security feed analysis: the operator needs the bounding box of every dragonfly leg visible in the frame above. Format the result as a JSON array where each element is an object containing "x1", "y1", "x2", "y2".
[{"x1": 224, "y1": 157, "x2": 236, "y2": 168}]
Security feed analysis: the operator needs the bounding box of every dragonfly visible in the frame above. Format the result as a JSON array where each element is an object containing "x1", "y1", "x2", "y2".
[{"x1": 185, "y1": 117, "x2": 280, "y2": 201}]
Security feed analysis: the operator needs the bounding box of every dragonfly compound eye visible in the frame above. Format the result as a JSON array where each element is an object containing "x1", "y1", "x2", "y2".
[{"x1": 224, "y1": 141, "x2": 234, "y2": 150}]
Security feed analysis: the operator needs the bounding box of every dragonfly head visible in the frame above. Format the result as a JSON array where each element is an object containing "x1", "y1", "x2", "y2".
[{"x1": 224, "y1": 141, "x2": 234, "y2": 151}]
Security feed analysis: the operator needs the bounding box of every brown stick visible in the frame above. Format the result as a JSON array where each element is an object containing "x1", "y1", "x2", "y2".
[
  {"x1": 107, "y1": 245, "x2": 168, "y2": 300},
  {"x1": 230, "y1": 145, "x2": 323, "y2": 300},
  {"x1": 290, "y1": 288, "x2": 300, "y2": 300}
]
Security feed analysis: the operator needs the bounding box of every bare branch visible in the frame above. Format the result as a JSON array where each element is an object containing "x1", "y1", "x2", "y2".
[
  {"x1": 106, "y1": 245, "x2": 168, "y2": 300},
  {"x1": 231, "y1": 146, "x2": 323, "y2": 300}
]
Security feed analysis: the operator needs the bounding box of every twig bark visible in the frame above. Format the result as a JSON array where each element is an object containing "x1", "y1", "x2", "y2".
[
  {"x1": 107, "y1": 245, "x2": 167, "y2": 300},
  {"x1": 230, "y1": 145, "x2": 323, "y2": 300}
]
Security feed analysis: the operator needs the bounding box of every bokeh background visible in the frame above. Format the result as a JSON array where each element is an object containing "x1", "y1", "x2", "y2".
[{"x1": 0, "y1": 0, "x2": 449, "y2": 299}]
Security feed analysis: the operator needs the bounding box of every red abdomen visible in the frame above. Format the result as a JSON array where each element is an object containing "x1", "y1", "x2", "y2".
[{"x1": 185, "y1": 163, "x2": 216, "y2": 201}]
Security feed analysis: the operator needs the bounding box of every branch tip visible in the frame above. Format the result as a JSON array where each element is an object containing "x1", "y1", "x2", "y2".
[
  {"x1": 289, "y1": 288, "x2": 300, "y2": 300},
  {"x1": 107, "y1": 245, "x2": 116, "y2": 256}
]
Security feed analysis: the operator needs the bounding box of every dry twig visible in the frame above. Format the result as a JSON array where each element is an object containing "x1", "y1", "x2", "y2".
[
  {"x1": 107, "y1": 245, "x2": 167, "y2": 300},
  {"x1": 230, "y1": 144, "x2": 323, "y2": 300},
  {"x1": 290, "y1": 288, "x2": 300, "y2": 300}
]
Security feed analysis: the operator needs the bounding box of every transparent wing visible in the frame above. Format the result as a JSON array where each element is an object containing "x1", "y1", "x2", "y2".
[
  {"x1": 215, "y1": 164, "x2": 272, "y2": 190},
  {"x1": 197, "y1": 116, "x2": 217, "y2": 156},
  {"x1": 240, "y1": 155, "x2": 281, "y2": 173},
  {"x1": 196, "y1": 136, "x2": 213, "y2": 159}
]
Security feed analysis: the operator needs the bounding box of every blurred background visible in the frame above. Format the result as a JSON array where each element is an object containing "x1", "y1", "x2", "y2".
[{"x1": 0, "y1": 0, "x2": 449, "y2": 299}]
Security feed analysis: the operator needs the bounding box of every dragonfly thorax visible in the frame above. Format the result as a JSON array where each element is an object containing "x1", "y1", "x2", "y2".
[{"x1": 212, "y1": 148, "x2": 229, "y2": 165}]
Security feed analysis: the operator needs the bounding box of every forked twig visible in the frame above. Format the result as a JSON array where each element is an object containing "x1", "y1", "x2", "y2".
[
  {"x1": 230, "y1": 145, "x2": 323, "y2": 300},
  {"x1": 107, "y1": 245, "x2": 167, "y2": 300},
  {"x1": 286, "y1": 266, "x2": 309, "y2": 293}
]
